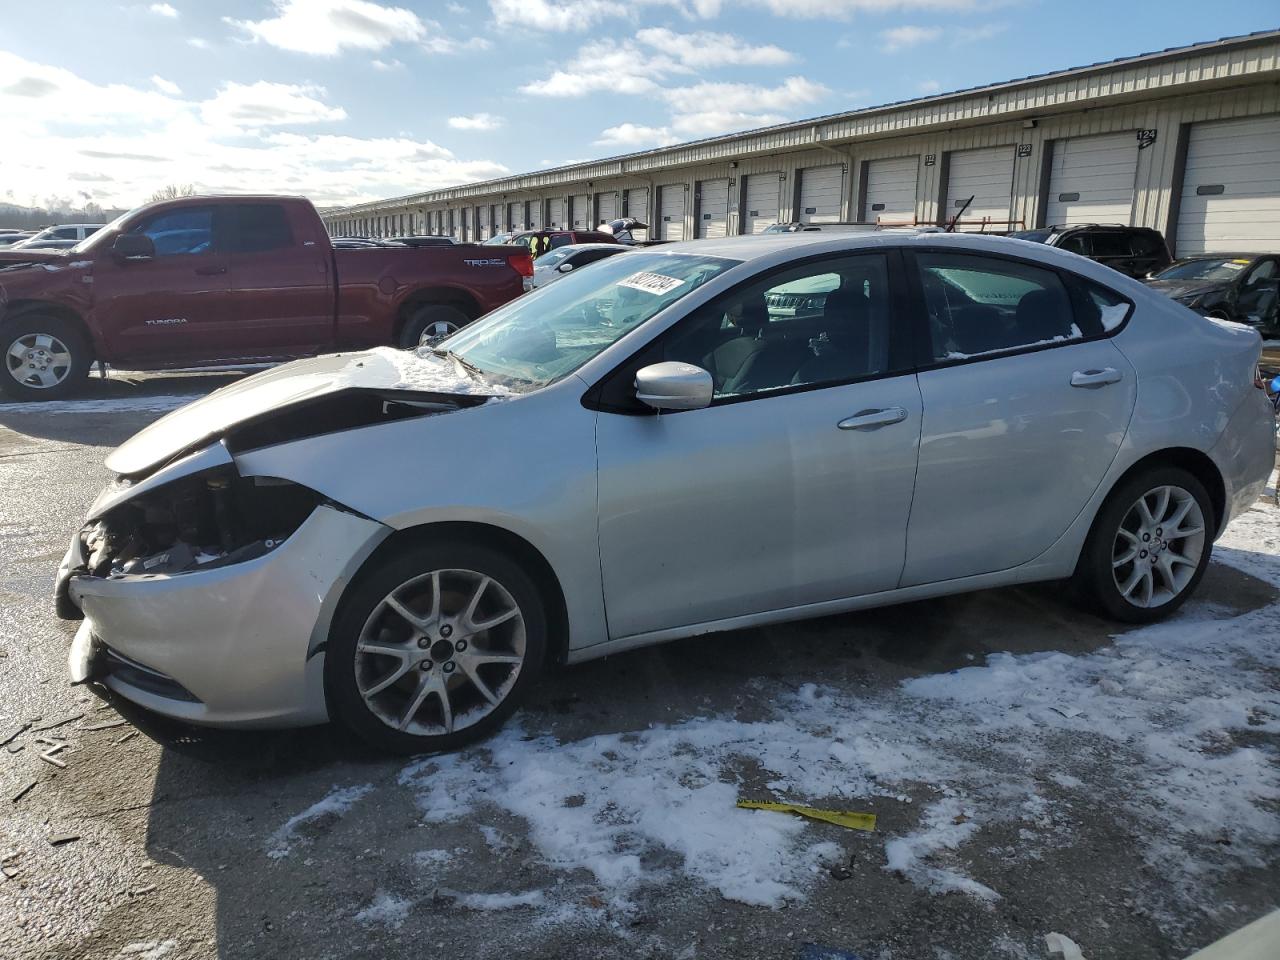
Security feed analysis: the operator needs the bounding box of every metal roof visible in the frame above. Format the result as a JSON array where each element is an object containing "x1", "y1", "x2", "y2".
[{"x1": 328, "y1": 28, "x2": 1280, "y2": 217}]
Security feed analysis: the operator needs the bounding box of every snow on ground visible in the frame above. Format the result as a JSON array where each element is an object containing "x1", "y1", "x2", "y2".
[
  {"x1": 354, "y1": 891, "x2": 413, "y2": 929},
  {"x1": 0, "y1": 395, "x2": 198, "y2": 415},
  {"x1": 266, "y1": 783, "x2": 373, "y2": 860},
  {"x1": 392, "y1": 496, "x2": 1280, "y2": 927}
]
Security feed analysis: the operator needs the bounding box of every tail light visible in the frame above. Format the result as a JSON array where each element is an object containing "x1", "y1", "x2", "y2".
[{"x1": 508, "y1": 252, "x2": 533, "y2": 278}]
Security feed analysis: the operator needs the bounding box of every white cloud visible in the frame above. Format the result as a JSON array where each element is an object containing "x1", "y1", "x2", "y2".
[
  {"x1": 200, "y1": 81, "x2": 347, "y2": 130},
  {"x1": 0, "y1": 53, "x2": 509, "y2": 208},
  {"x1": 187, "y1": 37, "x2": 208, "y2": 49},
  {"x1": 595, "y1": 122, "x2": 678, "y2": 148},
  {"x1": 422, "y1": 31, "x2": 493, "y2": 54},
  {"x1": 489, "y1": 0, "x2": 627, "y2": 31},
  {"x1": 635, "y1": 28, "x2": 792, "y2": 67},
  {"x1": 226, "y1": 0, "x2": 426, "y2": 55},
  {"x1": 448, "y1": 112, "x2": 504, "y2": 131},
  {"x1": 955, "y1": 22, "x2": 1007, "y2": 42},
  {"x1": 372, "y1": 58, "x2": 404, "y2": 70},
  {"x1": 662, "y1": 75, "x2": 829, "y2": 116},
  {"x1": 753, "y1": 0, "x2": 987, "y2": 16},
  {"x1": 150, "y1": 75, "x2": 181, "y2": 96},
  {"x1": 880, "y1": 25, "x2": 942, "y2": 52},
  {"x1": 148, "y1": 2, "x2": 178, "y2": 17}
]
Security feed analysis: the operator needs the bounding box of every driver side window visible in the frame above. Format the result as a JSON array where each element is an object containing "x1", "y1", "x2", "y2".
[
  {"x1": 133, "y1": 208, "x2": 215, "y2": 257},
  {"x1": 659, "y1": 254, "x2": 894, "y2": 399}
]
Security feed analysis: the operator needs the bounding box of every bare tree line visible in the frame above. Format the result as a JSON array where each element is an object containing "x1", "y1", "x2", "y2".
[{"x1": 0, "y1": 184, "x2": 197, "y2": 230}]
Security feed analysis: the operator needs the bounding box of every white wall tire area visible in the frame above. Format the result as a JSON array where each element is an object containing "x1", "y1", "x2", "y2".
[
  {"x1": 326, "y1": 541, "x2": 547, "y2": 754},
  {"x1": 1, "y1": 315, "x2": 92, "y2": 401},
  {"x1": 1074, "y1": 466, "x2": 1215, "y2": 623}
]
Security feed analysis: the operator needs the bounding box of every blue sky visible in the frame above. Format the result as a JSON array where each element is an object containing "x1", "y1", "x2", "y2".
[{"x1": 1, "y1": 0, "x2": 1277, "y2": 211}]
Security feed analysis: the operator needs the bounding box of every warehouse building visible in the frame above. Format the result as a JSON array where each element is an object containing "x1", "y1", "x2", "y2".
[{"x1": 323, "y1": 30, "x2": 1280, "y2": 257}]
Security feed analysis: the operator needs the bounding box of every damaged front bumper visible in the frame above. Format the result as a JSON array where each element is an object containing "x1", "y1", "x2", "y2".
[{"x1": 56, "y1": 444, "x2": 391, "y2": 728}]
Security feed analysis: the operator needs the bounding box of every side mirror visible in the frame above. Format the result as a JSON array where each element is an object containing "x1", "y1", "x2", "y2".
[
  {"x1": 557, "y1": 262, "x2": 574, "y2": 273},
  {"x1": 635, "y1": 362, "x2": 713, "y2": 411},
  {"x1": 112, "y1": 234, "x2": 154, "y2": 263}
]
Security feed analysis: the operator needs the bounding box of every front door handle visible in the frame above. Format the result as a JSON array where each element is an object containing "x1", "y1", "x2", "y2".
[
  {"x1": 1070, "y1": 367, "x2": 1122, "y2": 388},
  {"x1": 194, "y1": 264, "x2": 227, "y2": 276},
  {"x1": 838, "y1": 407, "x2": 908, "y2": 430}
]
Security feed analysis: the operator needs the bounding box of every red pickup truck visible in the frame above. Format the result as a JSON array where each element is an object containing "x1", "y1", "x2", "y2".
[{"x1": 0, "y1": 195, "x2": 532, "y2": 400}]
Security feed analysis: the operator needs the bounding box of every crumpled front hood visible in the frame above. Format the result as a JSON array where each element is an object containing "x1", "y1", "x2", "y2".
[
  {"x1": 1144, "y1": 279, "x2": 1225, "y2": 300},
  {"x1": 105, "y1": 347, "x2": 505, "y2": 478}
]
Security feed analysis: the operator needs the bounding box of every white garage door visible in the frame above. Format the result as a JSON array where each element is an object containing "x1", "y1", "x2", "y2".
[
  {"x1": 527, "y1": 201, "x2": 542, "y2": 231},
  {"x1": 864, "y1": 156, "x2": 918, "y2": 223},
  {"x1": 799, "y1": 164, "x2": 844, "y2": 224},
  {"x1": 659, "y1": 184, "x2": 687, "y2": 241},
  {"x1": 504, "y1": 203, "x2": 518, "y2": 231},
  {"x1": 1046, "y1": 132, "x2": 1139, "y2": 226},
  {"x1": 570, "y1": 194, "x2": 589, "y2": 229},
  {"x1": 697, "y1": 178, "x2": 730, "y2": 238},
  {"x1": 625, "y1": 187, "x2": 649, "y2": 240},
  {"x1": 546, "y1": 198, "x2": 564, "y2": 230},
  {"x1": 597, "y1": 191, "x2": 618, "y2": 226},
  {"x1": 743, "y1": 172, "x2": 781, "y2": 234},
  {"x1": 945, "y1": 145, "x2": 1015, "y2": 230},
  {"x1": 1177, "y1": 115, "x2": 1280, "y2": 255}
]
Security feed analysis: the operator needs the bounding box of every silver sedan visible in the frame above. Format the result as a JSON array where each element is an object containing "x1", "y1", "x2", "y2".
[{"x1": 57, "y1": 232, "x2": 1275, "y2": 753}]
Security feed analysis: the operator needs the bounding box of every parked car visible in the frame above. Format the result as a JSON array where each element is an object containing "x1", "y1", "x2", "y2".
[
  {"x1": 10, "y1": 238, "x2": 78, "y2": 251},
  {"x1": 0, "y1": 230, "x2": 34, "y2": 248},
  {"x1": 14, "y1": 223, "x2": 104, "y2": 248},
  {"x1": 1144, "y1": 254, "x2": 1280, "y2": 334},
  {"x1": 482, "y1": 232, "x2": 517, "y2": 246},
  {"x1": 508, "y1": 229, "x2": 621, "y2": 256},
  {"x1": 763, "y1": 222, "x2": 880, "y2": 234},
  {"x1": 0, "y1": 195, "x2": 531, "y2": 400},
  {"x1": 57, "y1": 232, "x2": 1273, "y2": 753},
  {"x1": 530, "y1": 243, "x2": 632, "y2": 289},
  {"x1": 389, "y1": 235, "x2": 457, "y2": 247},
  {"x1": 1009, "y1": 224, "x2": 1172, "y2": 279}
]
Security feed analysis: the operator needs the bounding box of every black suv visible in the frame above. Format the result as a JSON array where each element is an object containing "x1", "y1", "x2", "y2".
[{"x1": 1009, "y1": 225, "x2": 1172, "y2": 279}]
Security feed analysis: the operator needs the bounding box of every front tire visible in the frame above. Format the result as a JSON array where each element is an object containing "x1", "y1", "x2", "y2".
[
  {"x1": 1072, "y1": 466, "x2": 1214, "y2": 623},
  {"x1": 326, "y1": 541, "x2": 546, "y2": 754},
  {"x1": 399, "y1": 304, "x2": 470, "y2": 349},
  {"x1": 1, "y1": 314, "x2": 91, "y2": 401}
]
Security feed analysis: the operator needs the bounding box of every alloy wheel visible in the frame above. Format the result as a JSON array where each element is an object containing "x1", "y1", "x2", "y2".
[
  {"x1": 419, "y1": 320, "x2": 459, "y2": 347},
  {"x1": 1111, "y1": 484, "x2": 1206, "y2": 609},
  {"x1": 5, "y1": 333, "x2": 73, "y2": 390},
  {"x1": 354, "y1": 568, "x2": 526, "y2": 736}
]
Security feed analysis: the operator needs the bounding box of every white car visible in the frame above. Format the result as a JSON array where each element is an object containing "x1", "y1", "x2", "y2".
[
  {"x1": 531, "y1": 243, "x2": 632, "y2": 289},
  {"x1": 59, "y1": 232, "x2": 1274, "y2": 754},
  {"x1": 14, "y1": 223, "x2": 104, "y2": 248}
]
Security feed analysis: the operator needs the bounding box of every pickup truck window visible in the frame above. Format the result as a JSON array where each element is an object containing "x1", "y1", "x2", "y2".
[
  {"x1": 134, "y1": 208, "x2": 214, "y2": 257},
  {"x1": 225, "y1": 204, "x2": 293, "y2": 253}
]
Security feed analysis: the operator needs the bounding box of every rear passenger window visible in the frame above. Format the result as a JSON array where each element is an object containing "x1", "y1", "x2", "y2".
[
  {"x1": 917, "y1": 253, "x2": 1082, "y2": 361},
  {"x1": 661, "y1": 254, "x2": 894, "y2": 399},
  {"x1": 226, "y1": 204, "x2": 293, "y2": 253},
  {"x1": 1089, "y1": 233, "x2": 1132, "y2": 258}
]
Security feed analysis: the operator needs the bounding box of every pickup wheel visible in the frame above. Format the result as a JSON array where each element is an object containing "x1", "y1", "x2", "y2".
[
  {"x1": 1, "y1": 314, "x2": 92, "y2": 401},
  {"x1": 400, "y1": 304, "x2": 470, "y2": 349}
]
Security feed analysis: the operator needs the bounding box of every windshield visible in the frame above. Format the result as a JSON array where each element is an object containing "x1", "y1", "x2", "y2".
[
  {"x1": 762, "y1": 223, "x2": 796, "y2": 234},
  {"x1": 533, "y1": 247, "x2": 575, "y2": 268},
  {"x1": 1009, "y1": 229, "x2": 1052, "y2": 243},
  {"x1": 441, "y1": 251, "x2": 738, "y2": 386},
  {"x1": 1153, "y1": 258, "x2": 1252, "y2": 282}
]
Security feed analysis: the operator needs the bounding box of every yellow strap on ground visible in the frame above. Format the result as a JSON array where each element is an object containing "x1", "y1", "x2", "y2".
[{"x1": 736, "y1": 800, "x2": 876, "y2": 831}]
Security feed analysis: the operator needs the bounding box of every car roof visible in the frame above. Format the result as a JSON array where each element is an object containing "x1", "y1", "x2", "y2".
[
  {"x1": 1173, "y1": 253, "x2": 1265, "y2": 261},
  {"x1": 560, "y1": 243, "x2": 630, "y2": 252}
]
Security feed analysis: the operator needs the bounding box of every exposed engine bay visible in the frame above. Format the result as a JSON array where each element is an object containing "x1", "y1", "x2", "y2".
[{"x1": 79, "y1": 467, "x2": 322, "y2": 579}]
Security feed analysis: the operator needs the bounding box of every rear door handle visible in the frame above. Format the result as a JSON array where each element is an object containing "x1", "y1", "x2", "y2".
[
  {"x1": 194, "y1": 264, "x2": 227, "y2": 276},
  {"x1": 838, "y1": 407, "x2": 908, "y2": 430},
  {"x1": 1070, "y1": 367, "x2": 1122, "y2": 388}
]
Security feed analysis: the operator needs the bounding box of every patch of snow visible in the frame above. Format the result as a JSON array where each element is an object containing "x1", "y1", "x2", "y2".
[
  {"x1": 266, "y1": 783, "x2": 373, "y2": 859},
  {"x1": 479, "y1": 824, "x2": 517, "y2": 854},
  {"x1": 0, "y1": 395, "x2": 198, "y2": 415},
  {"x1": 355, "y1": 890, "x2": 412, "y2": 928},
  {"x1": 374, "y1": 346, "x2": 512, "y2": 396},
  {"x1": 452, "y1": 889, "x2": 546, "y2": 911},
  {"x1": 412, "y1": 848, "x2": 456, "y2": 868},
  {"x1": 392, "y1": 497, "x2": 1280, "y2": 921},
  {"x1": 117, "y1": 941, "x2": 178, "y2": 959}
]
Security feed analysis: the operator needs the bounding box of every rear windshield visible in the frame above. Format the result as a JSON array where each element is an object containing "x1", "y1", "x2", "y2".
[{"x1": 1153, "y1": 258, "x2": 1252, "y2": 282}]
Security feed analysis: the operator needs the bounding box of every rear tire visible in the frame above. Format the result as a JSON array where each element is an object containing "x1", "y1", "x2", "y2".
[
  {"x1": 1072, "y1": 466, "x2": 1214, "y2": 624},
  {"x1": 326, "y1": 540, "x2": 546, "y2": 755},
  {"x1": 399, "y1": 304, "x2": 470, "y2": 349},
  {"x1": 1, "y1": 314, "x2": 91, "y2": 401}
]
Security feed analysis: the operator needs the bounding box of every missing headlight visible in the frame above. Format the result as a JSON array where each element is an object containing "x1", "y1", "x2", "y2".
[{"x1": 80, "y1": 467, "x2": 322, "y2": 578}]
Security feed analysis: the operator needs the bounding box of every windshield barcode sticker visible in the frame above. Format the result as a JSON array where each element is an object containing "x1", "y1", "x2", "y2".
[{"x1": 618, "y1": 272, "x2": 686, "y2": 295}]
